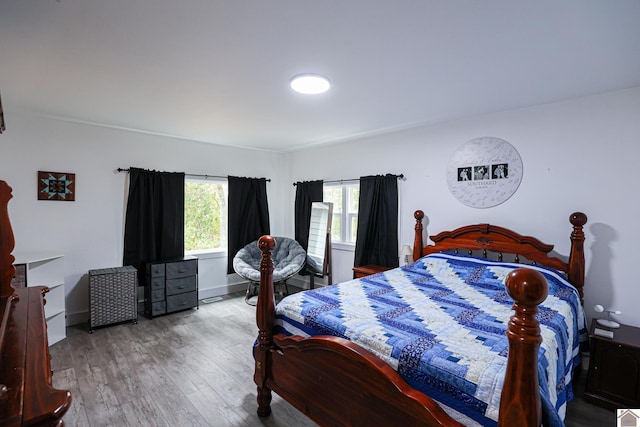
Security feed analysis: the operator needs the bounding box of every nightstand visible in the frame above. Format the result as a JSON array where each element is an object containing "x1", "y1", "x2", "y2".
[
  {"x1": 352, "y1": 264, "x2": 391, "y2": 278},
  {"x1": 584, "y1": 320, "x2": 640, "y2": 409}
]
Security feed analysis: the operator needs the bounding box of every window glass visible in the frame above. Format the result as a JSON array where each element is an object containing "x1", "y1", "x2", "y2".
[
  {"x1": 184, "y1": 179, "x2": 228, "y2": 251},
  {"x1": 331, "y1": 215, "x2": 341, "y2": 242},
  {"x1": 324, "y1": 183, "x2": 359, "y2": 244},
  {"x1": 350, "y1": 215, "x2": 358, "y2": 243}
]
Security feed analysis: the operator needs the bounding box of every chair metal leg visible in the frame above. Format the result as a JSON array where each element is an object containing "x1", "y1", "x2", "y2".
[
  {"x1": 273, "y1": 280, "x2": 290, "y2": 297},
  {"x1": 245, "y1": 281, "x2": 259, "y2": 306},
  {"x1": 244, "y1": 277, "x2": 295, "y2": 307}
]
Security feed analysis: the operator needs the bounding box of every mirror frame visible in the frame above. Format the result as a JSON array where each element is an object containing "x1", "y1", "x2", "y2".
[{"x1": 306, "y1": 202, "x2": 333, "y2": 287}]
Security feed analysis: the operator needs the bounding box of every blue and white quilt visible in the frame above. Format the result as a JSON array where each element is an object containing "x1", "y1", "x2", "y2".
[{"x1": 275, "y1": 253, "x2": 587, "y2": 427}]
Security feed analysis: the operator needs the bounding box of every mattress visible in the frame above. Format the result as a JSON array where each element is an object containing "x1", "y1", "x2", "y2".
[{"x1": 274, "y1": 253, "x2": 587, "y2": 427}]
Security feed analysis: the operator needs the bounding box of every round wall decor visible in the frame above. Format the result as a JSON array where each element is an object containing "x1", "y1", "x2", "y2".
[{"x1": 446, "y1": 137, "x2": 523, "y2": 208}]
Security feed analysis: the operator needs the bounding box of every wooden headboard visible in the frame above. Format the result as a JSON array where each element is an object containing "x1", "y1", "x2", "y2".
[{"x1": 411, "y1": 209, "x2": 588, "y2": 304}]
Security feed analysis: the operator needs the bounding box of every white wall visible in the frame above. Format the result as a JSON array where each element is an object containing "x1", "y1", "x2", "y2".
[
  {"x1": 285, "y1": 87, "x2": 640, "y2": 328},
  {"x1": 0, "y1": 113, "x2": 288, "y2": 324},
  {"x1": 2, "y1": 87, "x2": 639, "y2": 328}
]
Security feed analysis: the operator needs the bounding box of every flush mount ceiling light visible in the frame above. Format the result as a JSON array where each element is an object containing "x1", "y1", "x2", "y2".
[{"x1": 290, "y1": 74, "x2": 331, "y2": 94}]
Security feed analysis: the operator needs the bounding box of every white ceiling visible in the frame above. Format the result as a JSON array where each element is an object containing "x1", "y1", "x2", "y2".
[{"x1": 1, "y1": 1, "x2": 639, "y2": 152}]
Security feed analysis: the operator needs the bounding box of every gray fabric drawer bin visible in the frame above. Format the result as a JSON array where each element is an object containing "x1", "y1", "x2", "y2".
[
  {"x1": 88, "y1": 266, "x2": 138, "y2": 331},
  {"x1": 167, "y1": 291, "x2": 198, "y2": 313},
  {"x1": 143, "y1": 257, "x2": 198, "y2": 318},
  {"x1": 166, "y1": 276, "x2": 197, "y2": 295}
]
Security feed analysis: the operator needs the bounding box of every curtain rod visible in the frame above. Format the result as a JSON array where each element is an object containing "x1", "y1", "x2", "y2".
[
  {"x1": 293, "y1": 173, "x2": 404, "y2": 186},
  {"x1": 117, "y1": 168, "x2": 271, "y2": 182}
]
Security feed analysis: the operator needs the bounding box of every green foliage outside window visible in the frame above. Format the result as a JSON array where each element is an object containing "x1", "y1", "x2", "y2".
[
  {"x1": 324, "y1": 186, "x2": 343, "y2": 241},
  {"x1": 184, "y1": 181, "x2": 227, "y2": 251},
  {"x1": 324, "y1": 183, "x2": 359, "y2": 244}
]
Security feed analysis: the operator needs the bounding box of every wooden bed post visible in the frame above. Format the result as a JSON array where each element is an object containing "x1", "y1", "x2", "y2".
[
  {"x1": 412, "y1": 210, "x2": 424, "y2": 262},
  {"x1": 568, "y1": 212, "x2": 587, "y2": 305},
  {"x1": 498, "y1": 268, "x2": 549, "y2": 427},
  {"x1": 0, "y1": 180, "x2": 15, "y2": 298},
  {"x1": 255, "y1": 235, "x2": 276, "y2": 417}
]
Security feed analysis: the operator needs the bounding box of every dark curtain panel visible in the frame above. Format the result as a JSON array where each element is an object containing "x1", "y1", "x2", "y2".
[
  {"x1": 294, "y1": 180, "x2": 323, "y2": 251},
  {"x1": 353, "y1": 174, "x2": 399, "y2": 269},
  {"x1": 123, "y1": 168, "x2": 185, "y2": 278},
  {"x1": 294, "y1": 180, "x2": 323, "y2": 276},
  {"x1": 227, "y1": 176, "x2": 270, "y2": 273}
]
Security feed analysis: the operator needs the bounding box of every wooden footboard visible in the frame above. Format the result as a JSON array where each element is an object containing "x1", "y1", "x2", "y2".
[
  {"x1": 254, "y1": 211, "x2": 586, "y2": 427},
  {"x1": 262, "y1": 334, "x2": 466, "y2": 426},
  {"x1": 254, "y1": 235, "x2": 465, "y2": 427}
]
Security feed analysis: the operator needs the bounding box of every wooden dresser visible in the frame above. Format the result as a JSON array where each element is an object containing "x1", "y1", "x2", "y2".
[{"x1": 0, "y1": 180, "x2": 72, "y2": 426}]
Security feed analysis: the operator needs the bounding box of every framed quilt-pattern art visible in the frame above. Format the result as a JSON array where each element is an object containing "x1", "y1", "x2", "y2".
[
  {"x1": 38, "y1": 171, "x2": 76, "y2": 201},
  {"x1": 446, "y1": 137, "x2": 523, "y2": 208}
]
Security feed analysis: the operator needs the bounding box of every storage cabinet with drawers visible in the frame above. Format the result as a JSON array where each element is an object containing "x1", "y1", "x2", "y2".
[
  {"x1": 88, "y1": 265, "x2": 138, "y2": 332},
  {"x1": 144, "y1": 256, "x2": 198, "y2": 318}
]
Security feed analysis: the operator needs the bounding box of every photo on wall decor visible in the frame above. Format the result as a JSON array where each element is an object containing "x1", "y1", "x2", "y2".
[
  {"x1": 447, "y1": 137, "x2": 523, "y2": 209},
  {"x1": 38, "y1": 171, "x2": 76, "y2": 201}
]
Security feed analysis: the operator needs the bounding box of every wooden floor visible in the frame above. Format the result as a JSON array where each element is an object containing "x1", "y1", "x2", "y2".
[{"x1": 51, "y1": 292, "x2": 614, "y2": 426}]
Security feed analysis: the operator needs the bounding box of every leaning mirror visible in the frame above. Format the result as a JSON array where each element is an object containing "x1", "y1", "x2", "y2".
[{"x1": 306, "y1": 202, "x2": 332, "y2": 287}]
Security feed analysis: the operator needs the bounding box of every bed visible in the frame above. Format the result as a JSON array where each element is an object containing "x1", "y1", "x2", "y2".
[{"x1": 253, "y1": 209, "x2": 588, "y2": 427}]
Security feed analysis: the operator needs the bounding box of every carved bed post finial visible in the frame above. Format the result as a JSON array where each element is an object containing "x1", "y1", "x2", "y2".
[
  {"x1": 499, "y1": 268, "x2": 548, "y2": 427},
  {"x1": 413, "y1": 210, "x2": 424, "y2": 261},
  {"x1": 255, "y1": 235, "x2": 276, "y2": 417},
  {"x1": 0, "y1": 180, "x2": 16, "y2": 298},
  {"x1": 568, "y1": 212, "x2": 587, "y2": 305}
]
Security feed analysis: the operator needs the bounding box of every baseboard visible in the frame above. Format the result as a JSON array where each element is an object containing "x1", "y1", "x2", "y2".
[
  {"x1": 66, "y1": 282, "x2": 249, "y2": 326},
  {"x1": 66, "y1": 278, "x2": 314, "y2": 327},
  {"x1": 198, "y1": 282, "x2": 247, "y2": 300},
  {"x1": 66, "y1": 310, "x2": 89, "y2": 327}
]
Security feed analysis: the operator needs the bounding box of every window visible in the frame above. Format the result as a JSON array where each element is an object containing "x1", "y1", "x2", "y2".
[
  {"x1": 323, "y1": 183, "x2": 359, "y2": 244},
  {"x1": 184, "y1": 179, "x2": 228, "y2": 252}
]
